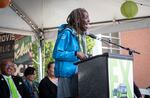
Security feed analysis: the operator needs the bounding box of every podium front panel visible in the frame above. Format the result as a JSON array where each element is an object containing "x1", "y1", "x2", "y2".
[{"x1": 78, "y1": 56, "x2": 109, "y2": 98}]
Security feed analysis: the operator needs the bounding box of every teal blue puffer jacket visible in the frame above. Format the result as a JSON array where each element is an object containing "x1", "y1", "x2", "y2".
[{"x1": 53, "y1": 24, "x2": 80, "y2": 77}]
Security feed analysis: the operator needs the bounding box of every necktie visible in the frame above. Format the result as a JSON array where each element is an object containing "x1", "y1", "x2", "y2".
[{"x1": 7, "y1": 77, "x2": 19, "y2": 98}]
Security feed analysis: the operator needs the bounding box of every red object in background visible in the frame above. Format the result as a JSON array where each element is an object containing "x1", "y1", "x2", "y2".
[{"x1": 0, "y1": 0, "x2": 11, "y2": 8}]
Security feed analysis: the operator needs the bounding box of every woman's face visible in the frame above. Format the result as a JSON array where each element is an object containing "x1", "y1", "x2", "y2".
[
  {"x1": 48, "y1": 64, "x2": 55, "y2": 77},
  {"x1": 26, "y1": 71, "x2": 36, "y2": 81},
  {"x1": 79, "y1": 12, "x2": 90, "y2": 32}
]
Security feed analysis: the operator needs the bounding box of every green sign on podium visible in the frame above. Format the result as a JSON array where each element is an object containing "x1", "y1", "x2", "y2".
[{"x1": 108, "y1": 57, "x2": 133, "y2": 98}]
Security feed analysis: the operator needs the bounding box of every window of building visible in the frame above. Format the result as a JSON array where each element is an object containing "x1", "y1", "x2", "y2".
[
  {"x1": 101, "y1": 32, "x2": 120, "y2": 54},
  {"x1": 92, "y1": 32, "x2": 120, "y2": 55}
]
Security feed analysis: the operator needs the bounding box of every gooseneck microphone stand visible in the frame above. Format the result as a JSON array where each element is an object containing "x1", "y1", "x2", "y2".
[{"x1": 96, "y1": 37, "x2": 140, "y2": 56}]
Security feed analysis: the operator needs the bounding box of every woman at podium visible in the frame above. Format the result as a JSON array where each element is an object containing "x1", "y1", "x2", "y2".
[{"x1": 53, "y1": 8, "x2": 90, "y2": 98}]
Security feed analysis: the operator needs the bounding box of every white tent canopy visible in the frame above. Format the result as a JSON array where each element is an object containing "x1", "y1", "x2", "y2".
[{"x1": 0, "y1": 0, "x2": 150, "y2": 38}]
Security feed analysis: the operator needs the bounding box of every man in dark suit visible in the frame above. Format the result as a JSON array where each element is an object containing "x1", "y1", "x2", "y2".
[{"x1": 0, "y1": 59, "x2": 31, "y2": 98}]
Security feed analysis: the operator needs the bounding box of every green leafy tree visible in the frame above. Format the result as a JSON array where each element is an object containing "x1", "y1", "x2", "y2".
[
  {"x1": 32, "y1": 40, "x2": 54, "y2": 79},
  {"x1": 44, "y1": 41, "x2": 54, "y2": 66},
  {"x1": 32, "y1": 40, "x2": 40, "y2": 80},
  {"x1": 86, "y1": 36, "x2": 95, "y2": 55}
]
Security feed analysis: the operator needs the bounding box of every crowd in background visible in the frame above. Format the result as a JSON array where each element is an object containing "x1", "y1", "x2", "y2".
[
  {"x1": 0, "y1": 59, "x2": 57, "y2": 98},
  {"x1": 0, "y1": 59, "x2": 149, "y2": 98}
]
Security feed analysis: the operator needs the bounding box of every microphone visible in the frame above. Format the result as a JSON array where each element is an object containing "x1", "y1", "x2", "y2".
[{"x1": 87, "y1": 34, "x2": 97, "y2": 39}]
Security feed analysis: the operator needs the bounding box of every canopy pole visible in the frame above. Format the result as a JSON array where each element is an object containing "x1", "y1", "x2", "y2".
[{"x1": 38, "y1": 46, "x2": 43, "y2": 82}]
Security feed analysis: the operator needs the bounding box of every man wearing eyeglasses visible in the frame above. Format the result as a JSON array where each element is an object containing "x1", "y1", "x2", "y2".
[{"x1": 0, "y1": 59, "x2": 31, "y2": 98}]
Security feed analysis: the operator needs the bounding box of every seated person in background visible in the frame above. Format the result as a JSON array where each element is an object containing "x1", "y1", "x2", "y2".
[
  {"x1": 0, "y1": 59, "x2": 31, "y2": 98},
  {"x1": 145, "y1": 86, "x2": 150, "y2": 98},
  {"x1": 24, "y1": 67, "x2": 39, "y2": 98},
  {"x1": 38, "y1": 61, "x2": 57, "y2": 98},
  {"x1": 134, "y1": 82, "x2": 142, "y2": 98}
]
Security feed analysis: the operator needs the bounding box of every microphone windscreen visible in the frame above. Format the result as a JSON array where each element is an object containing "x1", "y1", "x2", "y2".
[{"x1": 88, "y1": 34, "x2": 97, "y2": 39}]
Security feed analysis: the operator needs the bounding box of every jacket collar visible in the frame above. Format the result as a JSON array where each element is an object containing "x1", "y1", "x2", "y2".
[{"x1": 58, "y1": 24, "x2": 77, "y2": 36}]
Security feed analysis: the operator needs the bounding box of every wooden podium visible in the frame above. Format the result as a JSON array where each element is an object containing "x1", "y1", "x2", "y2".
[{"x1": 76, "y1": 53, "x2": 134, "y2": 98}]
